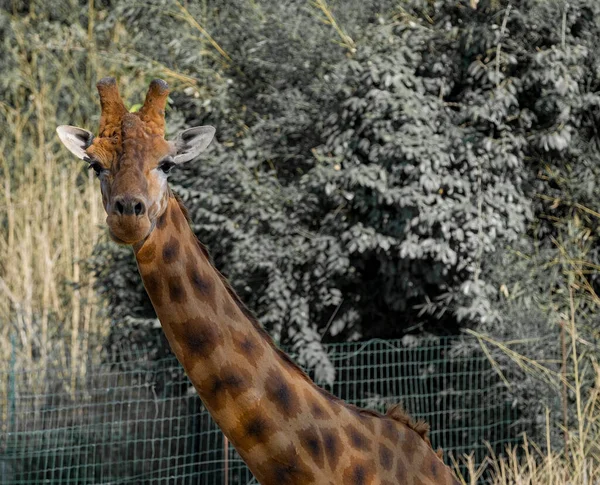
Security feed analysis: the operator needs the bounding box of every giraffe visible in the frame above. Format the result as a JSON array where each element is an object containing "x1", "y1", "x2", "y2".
[{"x1": 57, "y1": 78, "x2": 460, "y2": 485}]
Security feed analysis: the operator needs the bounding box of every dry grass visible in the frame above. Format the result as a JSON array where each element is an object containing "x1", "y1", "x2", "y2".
[
  {"x1": 0, "y1": 23, "x2": 107, "y2": 402},
  {"x1": 455, "y1": 364, "x2": 600, "y2": 484},
  {"x1": 0, "y1": 6, "x2": 133, "y2": 415},
  {"x1": 456, "y1": 213, "x2": 600, "y2": 484}
]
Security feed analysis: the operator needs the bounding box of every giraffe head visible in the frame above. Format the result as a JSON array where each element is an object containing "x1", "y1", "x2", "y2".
[{"x1": 57, "y1": 77, "x2": 215, "y2": 245}]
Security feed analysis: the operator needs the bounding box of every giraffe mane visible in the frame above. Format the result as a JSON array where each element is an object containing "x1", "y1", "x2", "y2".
[
  {"x1": 173, "y1": 192, "x2": 191, "y2": 222},
  {"x1": 386, "y1": 403, "x2": 433, "y2": 445},
  {"x1": 173, "y1": 194, "x2": 438, "y2": 452}
]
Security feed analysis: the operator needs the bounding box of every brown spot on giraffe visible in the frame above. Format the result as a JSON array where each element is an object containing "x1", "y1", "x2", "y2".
[
  {"x1": 200, "y1": 365, "x2": 253, "y2": 413},
  {"x1": 431, "y1": 458, "x2": 441, "y2": 480},
  {"x1": 342, "y1": 461, "x2": 375, "y2": 485},
  {"x1": 173, "y1": 316, "x2": 223, "y2": 364},
  {"x1": 298, "y1": 425, "x2": 325, "y2": 468},
  {"x1": 254, "y1": 445, "x2": 316, "y2": 485},
  {"x1": 344, "y1": 424, "x2": 372, "y2": 451},
  {"x1": 321, "y1": 428, "x2": 342, "y2": 472},
  {"x1": 167, "y1": 275, "x2": 187, "y2": 303},
  {"x1": 229, "y1": 403, "x2": 277, "y2": 452},
  {"x1": 187, "y1": 261, "x2": 213, "y2": 297},
  {"x1": 315, "y1": 386, "x2": 344, "y2": 416},
  {"x1": 136, "y1": 241, "x2": 156, "y2": 265},
  {"x1": 156, "y1": 210, "x2": 168, "y2": 230},
  {"x1": 162, "y1": 236, "x2": 180, "y2": 264},
  {"x1": 224, "y1": 299, "x2": 239, "y2": 319},
  {"x1": 401, "y1": 429, "x2": 422, "y2": 463},
  {"x1": 264, "y1": 368, "x2": 301, "y2": 419},
  {"x1": 395, "y1": 458, "x2": 408, "y2": 483},
  {"x1": 231, "y1": 328, "x2": 265, "y2": 362},
  {"x1": 381, "y1": 418, "x2": 399, "y2": 444},
  {"x1": 58, "y1": 78, "x2": 462, "y2": 485},
  {"x1": 142, "y1": 270, "x2": 164, "y2": 306},
  {"x1": 379, "y1": 443, "x2": 394, "y2": 472}
]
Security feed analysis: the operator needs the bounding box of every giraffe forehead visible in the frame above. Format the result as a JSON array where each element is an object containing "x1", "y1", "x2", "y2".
[
  {"x1": 121, "y1": 114, "x2": 171, "y2": 162},
  {"x1": 121, "y1": 135, "x2": 171, "y2": 169},
  {"x1": 87, "y1": 113, "x2": 171, "y2": 168},
  {"x1": 121, "y1": 112, "x2": 157, "y2": 138}
]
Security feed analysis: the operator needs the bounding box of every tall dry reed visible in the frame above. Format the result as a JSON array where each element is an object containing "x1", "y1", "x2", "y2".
[
  {"x1": 0, "y1": 26, "x2": 107, "y2": 399},
  {"x1": 456, "y1": 212, "x2": 600, "y2": 484}
]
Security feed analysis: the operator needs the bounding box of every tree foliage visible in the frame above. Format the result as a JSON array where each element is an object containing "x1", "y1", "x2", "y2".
[
  {"x1": 4, "y1": 0, "x2": 597, "y2": 388},
  {"x1": 79, "y1": 0, "x2": 600, "y2": 387}
]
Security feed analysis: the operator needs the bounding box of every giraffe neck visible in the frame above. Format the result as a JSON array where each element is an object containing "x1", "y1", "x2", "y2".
[
  {"x1": 133, "y1": 196, "x2": 324, "y2": 479},
  {"x1": 132, "y1": 197, "x2": 460, "y2": 485}
]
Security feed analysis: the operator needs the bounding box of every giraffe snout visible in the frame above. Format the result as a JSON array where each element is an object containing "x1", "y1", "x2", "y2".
[
  {"x1": 112, "y1": 195, "x2": 146, "y2": 217},
  {"x1": 106, "y1": 195, "x2": 152, "y2": 245}
]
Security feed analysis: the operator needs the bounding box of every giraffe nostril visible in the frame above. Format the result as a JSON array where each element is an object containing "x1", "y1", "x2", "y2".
[
  {"x1": 134, "y1": 202, "x2": 145, "y2": 216},
  {"x1": 113, "y1": 198, "x2": 145, "y2": 216}
]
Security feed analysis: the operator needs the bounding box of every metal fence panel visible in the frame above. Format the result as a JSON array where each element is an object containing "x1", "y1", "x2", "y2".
[{"x1": 1, "y1": 337, "x2": 521, "y2": 484}]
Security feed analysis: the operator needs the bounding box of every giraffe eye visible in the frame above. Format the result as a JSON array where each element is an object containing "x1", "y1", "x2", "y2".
[{"x1": 158, "y1": 159, "x2": 176, "y2": 174}]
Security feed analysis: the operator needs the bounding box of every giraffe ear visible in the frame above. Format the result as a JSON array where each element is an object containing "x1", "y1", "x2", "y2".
[
  {"x1": 56, "y1": 126, "x2": 94, "y2": 161},
  {"x1": 172, "y1": 126, "x2": 216, "y2": 164}
]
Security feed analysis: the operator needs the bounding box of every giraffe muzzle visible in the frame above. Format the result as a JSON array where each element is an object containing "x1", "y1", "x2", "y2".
[
  {"x1": 106, "y1": 196, "x2": 152, "y2": 244},
  {"x1": 113, "y1": 195, "x2": 146, "y2": 217}
]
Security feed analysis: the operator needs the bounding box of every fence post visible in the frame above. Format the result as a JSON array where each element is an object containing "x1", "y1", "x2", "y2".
[
  {"x1": 8, "y1": 333, "x2": 16, "y2": 453},
  {"x1": 224, "y1": 435, "x2": 229, "y2": 485},
  {"x1": 560, "y1": 320, "x2": 570, "y2": 459}
]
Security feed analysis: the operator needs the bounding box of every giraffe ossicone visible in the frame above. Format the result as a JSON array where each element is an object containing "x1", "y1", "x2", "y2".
[{"x1": 57, "y1": 77, "x2": 460, "y2": 485}]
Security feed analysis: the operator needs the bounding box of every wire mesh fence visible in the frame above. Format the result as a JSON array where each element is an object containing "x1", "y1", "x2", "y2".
[{"x1": 1, "y1": 336, "x2": 522, "y2": 484}]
